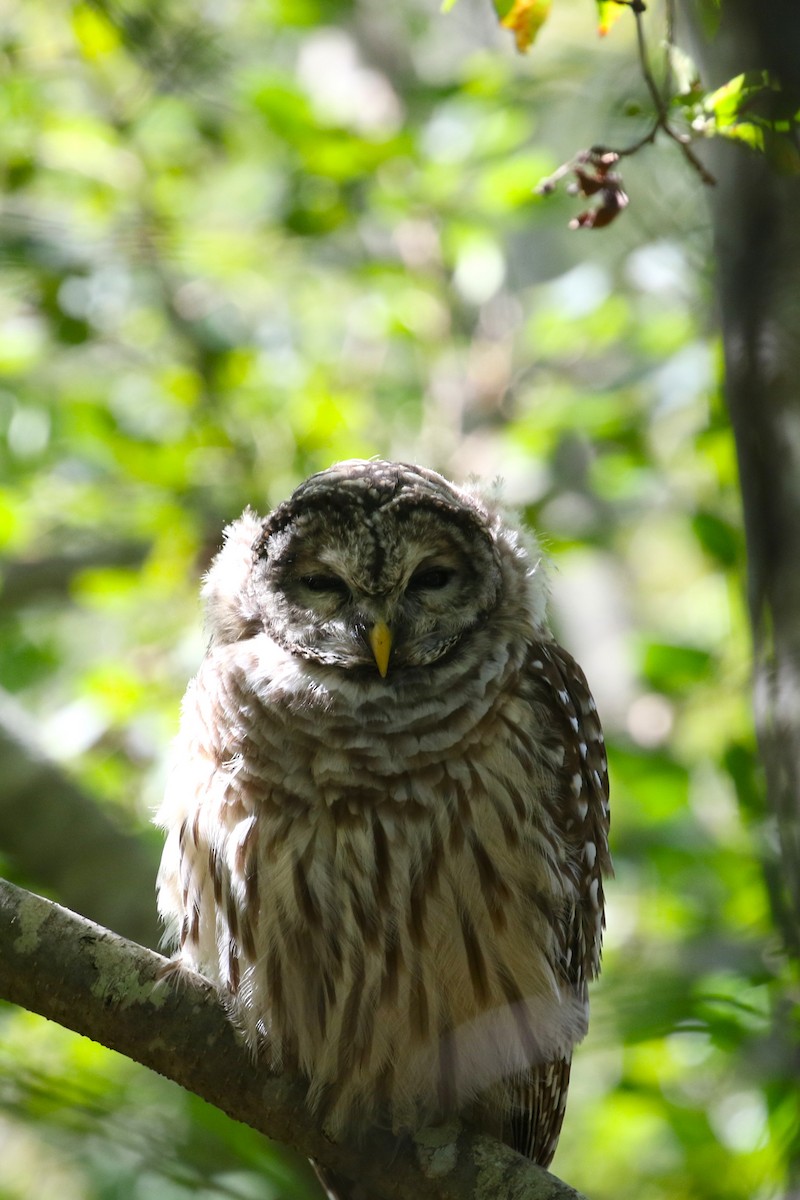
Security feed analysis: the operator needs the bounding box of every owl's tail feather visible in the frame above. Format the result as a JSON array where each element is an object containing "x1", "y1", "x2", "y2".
[
  {"x1": 311, "y1": 1057, "x2": 571, "y2": 1200},
  {"x1": 506, "y1": 1056, "x2": 571, "y2": 1167}
]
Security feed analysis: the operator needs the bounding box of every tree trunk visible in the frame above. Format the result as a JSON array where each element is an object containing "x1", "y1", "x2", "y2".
[{"x1": 686, "y1": 0, "x2": 800, "y2": 962}]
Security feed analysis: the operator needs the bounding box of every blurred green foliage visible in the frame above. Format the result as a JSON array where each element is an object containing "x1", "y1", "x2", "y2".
[{"x1": 0, "y1": 0, "x2": 797, "y2": 1197}]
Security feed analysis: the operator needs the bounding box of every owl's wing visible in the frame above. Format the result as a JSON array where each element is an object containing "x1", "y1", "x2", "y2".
[
  {"x1": 503, "y1": 639, "x2": 612, "y2": 1166},
  {"x1": 530, "y1": 639, "x2": 612, "y2": 988},
  {"x1": 155, "y1": 652, "x2": 262, "y2": 993}
]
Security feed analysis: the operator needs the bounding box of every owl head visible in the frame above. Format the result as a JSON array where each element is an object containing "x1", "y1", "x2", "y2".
[{"x1": 202, "y1": 460, "x2": 548, "y2": 677}]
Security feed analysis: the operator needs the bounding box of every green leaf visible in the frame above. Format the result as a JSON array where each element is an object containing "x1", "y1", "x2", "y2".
[
  {"x1": 694, "y1": 70, "x2": 800, "y2": 170},
  {"x1": 641, "y1": 641, "x2": 714, "y2": 692},
  {"x1": 691, "y1": 511, "x2": 741, "y2": 567},
  {"x1": 723, "y1": 742, "x2": 764, "y2": 820}
]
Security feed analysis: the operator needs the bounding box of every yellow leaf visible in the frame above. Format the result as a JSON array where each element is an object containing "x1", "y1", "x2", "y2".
[
  {"x1": 596, "y1": 0, "x2": 627, "y2": 37},
  {"x1": 498, "y1": 0, "x2": 552, "y2": 53}
]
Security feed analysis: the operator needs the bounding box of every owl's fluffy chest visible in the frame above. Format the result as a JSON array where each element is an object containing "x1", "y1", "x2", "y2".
[
  {"x1": 175, "y1": 654, "x2": 583, "y2": 1135},
  {"x1": 157, "y1": 641, "x2": 586, "y2": 1139}
]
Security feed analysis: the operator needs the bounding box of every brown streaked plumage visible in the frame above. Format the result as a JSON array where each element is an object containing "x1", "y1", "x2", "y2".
[{"x1": 155, "y1": 459, "x2": 611, "y2": 1175}]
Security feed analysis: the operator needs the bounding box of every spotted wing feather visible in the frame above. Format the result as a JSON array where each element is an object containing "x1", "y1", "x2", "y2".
[{"x1": 502, "y1": 639, "x2": 611, "y2": 1165}]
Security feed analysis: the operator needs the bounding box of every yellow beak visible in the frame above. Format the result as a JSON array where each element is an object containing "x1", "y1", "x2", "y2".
[{"x1": 368, "y1": 621, "x2": 393, "y2": 678}]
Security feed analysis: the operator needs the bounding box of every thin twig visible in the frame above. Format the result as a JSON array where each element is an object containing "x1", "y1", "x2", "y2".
[
  {"x1": 606, "y1": 1, "x2": 716, "y2": 184},
  {"x1": 663, "y1": 0, "x2": 676, "y2": 100},
  {"x1": 538, "y1": 0, "x2": 716, "y2": 194}
]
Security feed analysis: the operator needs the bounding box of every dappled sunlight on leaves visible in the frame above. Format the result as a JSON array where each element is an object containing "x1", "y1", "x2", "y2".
[{"x1": 0, "y1": 0, "x2": 794, "y2": 1198}]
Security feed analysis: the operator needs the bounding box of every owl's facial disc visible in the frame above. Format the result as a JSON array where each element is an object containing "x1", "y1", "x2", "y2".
[{"x1": 253, "y1": 462, "x2": 503, "y2": 678}]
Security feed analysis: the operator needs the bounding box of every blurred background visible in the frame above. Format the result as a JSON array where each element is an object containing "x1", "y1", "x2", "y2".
[{"x1": 0, "y1": 0, "x2": 795, "y2": 1197}]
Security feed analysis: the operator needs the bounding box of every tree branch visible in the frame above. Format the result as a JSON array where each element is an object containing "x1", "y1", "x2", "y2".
[
  {"x1": 0, "y1": 878, "x2": 588, "y2": 1200},
  {"x1": 0, "y1": 541, "x2": 149, "y2": 609}
]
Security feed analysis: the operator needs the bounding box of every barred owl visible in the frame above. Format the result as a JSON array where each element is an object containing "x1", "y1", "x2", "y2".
[{"x1": 156, "y1": 459, "x2": 611, "y2": 1177}]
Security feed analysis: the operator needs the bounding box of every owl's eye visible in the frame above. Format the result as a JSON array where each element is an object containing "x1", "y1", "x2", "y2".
[
  {"x1": 407, "y1": 566, "x2": 454, "y2": 592},
  {"x1": 300, "y1": 573, "x2": 351, "y2": 598}
]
